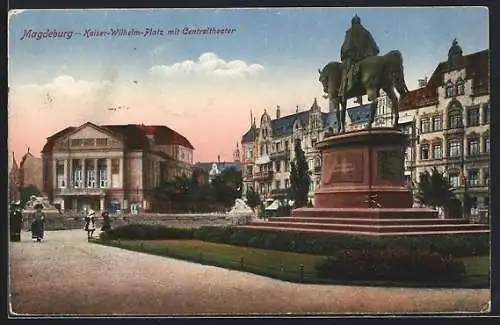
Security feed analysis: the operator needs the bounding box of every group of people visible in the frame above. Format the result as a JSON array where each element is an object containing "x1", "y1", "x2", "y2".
[{"x1": 9, "y1": 201, "x2": 112, "y2": 242}]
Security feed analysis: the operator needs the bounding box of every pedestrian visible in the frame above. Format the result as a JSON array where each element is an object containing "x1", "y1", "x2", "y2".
[
  {"x1": 31, "y1": 202, "x2": 46, "y2": 242},
  {"x1": 101, "y1": 210, "x2": 111, "y2": 232},
  {"x1": 84, "y1": 209, "x2": 96, "y2": 239},
  {"x1": 10, "y1": 200, "x2": 23, "y2": 242}
]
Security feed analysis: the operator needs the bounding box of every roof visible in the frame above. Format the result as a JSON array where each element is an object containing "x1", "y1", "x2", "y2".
[
  {"x1": 270, "y1": 111, "x2": 310, "y2": 137},
  {"x1": 323, "y1": 111, "x2": 339, "y2": 129},
  {"x1": 400, "y1": 49, "x2": 489, "y2": 111},
  {"x1": 347, "y1": 104, "x2": 373, "y2": 124},
  {"x1": 193, "y1": 162, "x2": 241, "y2": 172},
  {"x1": 42, "y1": 123, "x2": 194, "y2": 153},
  {"x1": 241, "y1": 125, "x2": 260, "y2": 143}
]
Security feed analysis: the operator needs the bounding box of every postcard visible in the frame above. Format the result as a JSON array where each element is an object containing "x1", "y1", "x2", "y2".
[{"x1": 8, "y1": 7, "x2": 491, "y2": 316}]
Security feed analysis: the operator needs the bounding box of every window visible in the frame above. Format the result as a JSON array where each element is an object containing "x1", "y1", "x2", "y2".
[
  {"x1": 483, "y1": 103, "x2": 490, "y2": 124},
  {"x1": 420, "y1": 118, "x2": 430, "y2": 133},
  {"x1": 70, "y1": 139, "x2": 82, "y2": 147},
  {"x1": 432, "y1": 116, "x2": 442, "y2": 131},
  {"x1": 420, "y1": 144, "x2": 429, "y2": 160},
  {"x1": 468, "y1": 169, "x2": 479, "y2": 186},
  {"x1": 96, "y1": 138, "x2": 108, "y2": 146},
  {"x1": 449, "y1": 172, "x2": 460, "y2": 188},
  {"x1": 467, "y1": 107, "x2": 480, "y2": 127},
  {"x1": 275, "y1": 142, "x2": 280, "y2": 152},
  {"x1": 432, "y1": 144, "x2": 442, "y2": 159},
  {"x1": 448, "y1": 139, "x2": 462, "y2": 157},
  {"x1": 275, "y1": 160, "x2": 281, "y2": 172},
  {"x1": 311, "y1": 139, "x2": 317, "y2": 148},
  {"x1": 467, "y1": 138, "x2": 479, "y2": 156},
  {"x1": 87, "y1": 167, "x2": 96, "y2": 188},
  {"x1": 285, "y1": 179, "x2": 290, "y2": 188},
  {"x1": 260, "y1": 144, "x2": 265, "y2": 156},
  {"x1": 484, "y1": 136, "x2": 490, "y2": 153},
  {"x1": 99, "y1": 168, "x2": 108, "y2": 188},
  {"x1": 57, "y1": 174, "x2": 65, "y2": 188},
  {"x1": 285, "y1": 140, "x2": 289, "y2": 151},
  {"x1": 483, "y1": 169, "x2": 490, "y2": 186},
  {"x1": 456, "y1": 78, "x2": 465, "y2": 96},
  {"x1": 275, "y1": 180, "x2": 281, "y2": 190},
  {"x1": 445, "y1": 80, "x2": 454, "y2": 98},
  {"x1": 448, "y1": 110, "x2": 463, "y2": 129},
  {"x1": 83, "y1": 138, "x2": 95, "y2": 146},
  {"x1": 285, "y1": 159, "x2": 289, "y2": 172},
  {"x1": 73, "y1": 168, "x2": 83, "y2": 188}
]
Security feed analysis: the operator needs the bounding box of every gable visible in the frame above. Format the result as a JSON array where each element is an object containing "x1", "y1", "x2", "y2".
[{"x1": 56, "y1": 124, "x2": 124, "y2": 150}]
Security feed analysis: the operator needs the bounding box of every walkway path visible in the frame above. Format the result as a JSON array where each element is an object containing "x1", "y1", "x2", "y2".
[{"x1": 9, "y1": 230, "x2": 489, "y2": 316}]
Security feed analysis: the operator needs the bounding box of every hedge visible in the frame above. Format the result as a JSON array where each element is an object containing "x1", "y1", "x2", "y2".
[{"x1": 100, "y1": 224, "x2": 489, "y2": 258}]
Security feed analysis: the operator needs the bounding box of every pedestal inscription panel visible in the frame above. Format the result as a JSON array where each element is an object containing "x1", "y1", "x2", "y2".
[
  {"x1": 322, "y1": 151, "x2": 364, "y2": 185},
  {"x1": 378, "y1": 149, "x2": 403, "y2": 183}
]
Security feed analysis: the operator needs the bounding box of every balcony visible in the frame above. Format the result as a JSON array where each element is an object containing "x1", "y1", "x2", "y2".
[
  {"x1": 55, "y1": 187, "x2": 106, "y2": 196},
  {"x1": 254, "y1": 171, "x2": 274, "y2": 181},
  {"x1": 443, "y1": 126, "x2": 465, "y2": 136},
  {"x1": 270, "y1": 149, "x2": 290, "y2": 160},
  {"x1": 270, "y1": 188, "x2": 289, "y2": 198}
]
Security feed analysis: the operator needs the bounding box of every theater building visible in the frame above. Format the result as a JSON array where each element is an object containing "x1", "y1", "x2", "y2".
[{"x1": 41, "y1": 122, "x2": 194, "y2": 212}]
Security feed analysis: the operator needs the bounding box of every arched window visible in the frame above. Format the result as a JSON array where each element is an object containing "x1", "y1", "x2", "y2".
[
  {"x1": 467, "y1": 136, "x2": 480, "y2": 156},
  {"x1": 445, "y1": 80, "x2": 454, "y2": 98},
  {"x1": 448, "y1": 108, "x2": 463, "y2": 129},
  {"x1": 456, "y1": 78, "x2": 465, "y2": 96}
]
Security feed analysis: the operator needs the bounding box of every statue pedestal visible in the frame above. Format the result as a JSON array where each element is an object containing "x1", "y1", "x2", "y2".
[
  {"x1": 235, "y1": 128, "x2": 489, "y2": 236},
  {"x1": 314, "y1": 128, "x2": 413, "y2": 209}
]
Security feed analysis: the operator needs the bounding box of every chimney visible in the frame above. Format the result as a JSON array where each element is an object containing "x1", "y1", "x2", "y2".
[
  {"x1": 276, "y1": 105, "x2": 281, "y2": 119},
  {"x1": 218, "y1": 155, "x2": 220, "y2": 164},
  {"x1": 418, "y1": 77, "x2": 428, "y2": 88}
]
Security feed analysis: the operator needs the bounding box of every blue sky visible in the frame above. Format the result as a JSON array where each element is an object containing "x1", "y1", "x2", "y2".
[{"x1": 8, "y1": 7, "x2": 489, "y2": 162}]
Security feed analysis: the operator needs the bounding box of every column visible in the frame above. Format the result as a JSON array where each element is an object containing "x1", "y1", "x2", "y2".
[
  {"x1": 68, "y1": 159, "x2": 73, "y2": 188},
  {"x1": 52, "y1": 159, "x2": 57, "y2": 189},
  {"x1": 100, "y1": 197, "x2": 105, "y2": 211},
  {"x1": 119, "y1": 157, "x2": 124, "y2": 189},
  {"x1": 63, "y1": 159, "x2": 68, "y2": 188},
  {"x1": 94, "y1": 158, "x2": 98, "y2": 188},
  {"x1": 106, "y1": 158, "x2": 112, "y2": 188},
  {"x1": 81, "y1": 159, "x2": 86, "y2": 188}
]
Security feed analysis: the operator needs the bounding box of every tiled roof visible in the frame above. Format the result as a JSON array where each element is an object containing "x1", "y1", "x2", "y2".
[
  {"x1": 242, "y1": 125, "x2": 259, "y2": 143},
  {"x1": 42, "y1": 123, "x2": 194, "y2": 153},
  {"x1": 270, "y1": 111, "x2": 310, "y2": 137},
  {"x1": 347, "y1": 104, "x2": 373, "y2": 124},
  {"x1": 400, "y1": 49, "x2": 489, "y2": 111},
  {"x1": 322, "y1": 111, "x2": 339, "y2": 129}
]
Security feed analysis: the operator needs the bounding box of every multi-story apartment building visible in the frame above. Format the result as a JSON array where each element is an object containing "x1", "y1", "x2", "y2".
[
  {"x1": 397, "y1": 41, "x2": 490, "y2": 212},
  {"x1": 8, "y1": 148, "x2": 44, "y2": 203},
  {"x1": 41, "y1": 122, "x2": 194, "y2": 212},
  {"x1": 245, "y1": 99, "x2": 330, "y2": 202}
]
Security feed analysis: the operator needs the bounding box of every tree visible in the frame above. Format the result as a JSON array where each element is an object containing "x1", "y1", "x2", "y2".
[
  {"x1": 211, "y1": 167, "x2": 242, "y2": 208},
  {"x1": 20, "y1": 185, "x2": 41, "y2": 206},
  {"x1": 245, "y1": 186, "x2": 262, "y2": 211},
  {"x1": 415, "y1": 167, "x2": 456, "y2": 212},
  {"x1": 289, "y1": 139, "x2": 311, "y2": 208}
]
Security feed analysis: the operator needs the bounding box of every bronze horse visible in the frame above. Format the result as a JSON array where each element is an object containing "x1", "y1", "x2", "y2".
[{"x1": 319, "y1": 50, "x2": 409, "y2": 133}]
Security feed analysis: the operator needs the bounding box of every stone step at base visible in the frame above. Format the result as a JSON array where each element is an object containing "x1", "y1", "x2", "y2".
[
  {"x1": 267, "y1": 217, "x2": 467, "y2": 226},
  {"x1": 236, "y1": 224, "x2": 490, "y2": 237},
  {"x1": 291, "y1": 208, "x2": 438, "y2": 219},
  {"x1": 247, "y1": 221, "x2": 488, "y2": 233}
]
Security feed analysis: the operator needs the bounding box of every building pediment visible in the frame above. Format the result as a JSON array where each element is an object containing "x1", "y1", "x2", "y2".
[{"x1": 55, "y1": 122, "x2": 124, "y2": 151}]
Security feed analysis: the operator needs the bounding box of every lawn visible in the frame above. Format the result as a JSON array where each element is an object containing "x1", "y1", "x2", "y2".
[{"x1": 94, "y1": 238, "x2": 490, "y2": 288}]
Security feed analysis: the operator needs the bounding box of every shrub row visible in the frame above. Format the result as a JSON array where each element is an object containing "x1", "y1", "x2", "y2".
[
  {"x1": 101, "y1": 224, "x2": 195, "y2": 240},
  {"x1": 315, "y1": 248, "x2": 466, "y2": 283},
  {"x1": 101, "y1": 224, "x2": 489, "y2": 258}
]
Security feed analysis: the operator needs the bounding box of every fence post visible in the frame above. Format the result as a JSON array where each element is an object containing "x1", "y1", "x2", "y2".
[
  {"x1": 140, "y1": 242, "x2": 144, "y2": 249},
  {"x1": 240, "y1": 257, "x2": 244, "y2": 270},
  {"x1": 299, "y1": 264, "x2": 304, "y2": 283}
]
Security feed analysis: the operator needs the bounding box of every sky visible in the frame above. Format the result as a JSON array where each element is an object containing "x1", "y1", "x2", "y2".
[{"x1": 8, "y1": 7, "x2": 489, "y2": 165}]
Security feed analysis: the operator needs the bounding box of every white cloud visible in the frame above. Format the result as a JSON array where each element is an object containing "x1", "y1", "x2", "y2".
[{"x1": 149, "y1": 52, "x2": 264, "y2": 79}]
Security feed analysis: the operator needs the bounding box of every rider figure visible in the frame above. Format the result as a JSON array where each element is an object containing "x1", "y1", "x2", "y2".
[{"x1": 339, "y1": 15, "x2": 380, "y2": 104}]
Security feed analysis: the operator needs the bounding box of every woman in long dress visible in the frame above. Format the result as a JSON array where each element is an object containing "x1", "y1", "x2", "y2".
[
  {"x1": 84, "y1": 209, "x2": 96, "y2": 239},
  {"x1": 101, "y1": 210, "x2": 111, "y2": 232},
  {"x1": 31, "y1": 203, "x2": 45, "y2": 242}
]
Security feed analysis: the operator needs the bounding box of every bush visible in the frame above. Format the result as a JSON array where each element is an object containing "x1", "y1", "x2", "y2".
[
  {"x1": 101, "y1": 224, "x2": 195, "y2": 240},
  {"x1": 315, "y1": 248, "x2": 466, "y2": 283},
  {"x1": 192, "y1": 227, "x2": 489, "y2": 258}
]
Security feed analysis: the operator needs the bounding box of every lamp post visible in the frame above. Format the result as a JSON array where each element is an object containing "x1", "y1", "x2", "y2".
[{"x1": 462, "y1": 174, "x2": 469, "y2": 220}]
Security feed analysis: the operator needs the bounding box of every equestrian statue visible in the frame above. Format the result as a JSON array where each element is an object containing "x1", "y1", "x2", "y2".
[{"x1": 319, "y1": 15, "x2": 409, "y2": 133}]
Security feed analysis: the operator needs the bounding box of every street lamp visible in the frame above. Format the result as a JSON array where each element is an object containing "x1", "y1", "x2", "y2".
[{"x1": 462, "y1": 174, "x2": 469, "y2": 220}]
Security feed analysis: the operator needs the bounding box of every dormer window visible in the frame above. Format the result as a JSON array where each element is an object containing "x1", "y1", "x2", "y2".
[{"x1": 445, "y1": 80, "x2": 454, "y2": 98}]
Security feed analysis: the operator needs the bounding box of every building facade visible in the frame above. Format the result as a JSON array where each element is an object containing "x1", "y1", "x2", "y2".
[
  {"x1": 243, "y1": 99, "x2": 331, "y2": 202},
  {"x1": 8, "y1": 149, "x2": 44, "y2": 203},
  {"x1": 398, "y1": 41, "x2": 490, "y2": 213},
  {"x1": 41, "y1": 122, "x2": 194, "y2": 212}
]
